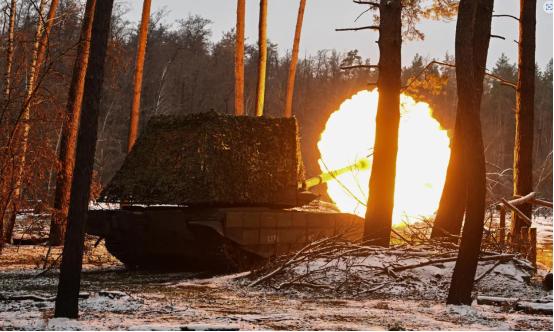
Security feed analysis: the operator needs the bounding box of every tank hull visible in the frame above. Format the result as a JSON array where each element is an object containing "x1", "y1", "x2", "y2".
[{"x1": 86, "y1": 206, "x2": 363, "y2": 271}]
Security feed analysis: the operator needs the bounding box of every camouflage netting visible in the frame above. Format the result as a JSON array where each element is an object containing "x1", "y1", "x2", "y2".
[{"x1": 99, "y1": 112, "x2": 304, "y2": 207}]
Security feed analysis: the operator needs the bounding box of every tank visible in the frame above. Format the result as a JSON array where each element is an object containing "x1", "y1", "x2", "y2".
[{"x1": 86, "y1": 113, "x2": 367, "y2": 271}]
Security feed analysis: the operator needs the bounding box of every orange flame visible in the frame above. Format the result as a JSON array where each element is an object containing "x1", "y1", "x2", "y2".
[{"x1": 317, "y1": 90, "x2": 451, "y2": 225}]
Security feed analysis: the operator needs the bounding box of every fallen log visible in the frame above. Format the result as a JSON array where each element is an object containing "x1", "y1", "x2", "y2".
[
  {"x1": 500, "y1": 198, "x2": 532, "y2": 225},
  {"x1": 531, "y1": 198, "x2": 553, "y2": 209},
  {"x1": 477, "y1": 296, "x2": 553, "y2": 315},
  {"x1": 476, "y1": 295, "x2": 518, "y2": 306},
  {"x1": 515, "y1": 301, "x2": 554, "y2": 315},
  {"x1": 508, "y1": 192, "x2": 536, "y2": 206},
  {"x1": 1, "y1": 292, "x2": 90, "y2": 302}
]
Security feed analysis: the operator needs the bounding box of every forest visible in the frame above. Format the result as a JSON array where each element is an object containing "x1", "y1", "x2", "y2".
[{"x1": 0, "y1": 0, "x2": 552, "y2": 330}]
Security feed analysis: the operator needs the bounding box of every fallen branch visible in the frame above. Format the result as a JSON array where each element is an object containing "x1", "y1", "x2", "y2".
[
  {"x1": 1, "y1": 292, "x2": 90, "y2": 301},
  {"x1": 392, "y1": 253, "x2": 515, "y2": 272},
  {"x1": 248, "y1": 236, "x2": 340, "y2": 287},
  {"x1": 532, "y1": 198, "x2": 553, "y2": 209},
  {"x1": 474, "y1": 259, "x2": 504, "y2": 283},
  {"x1": 340, "y1": 64, "x2": 379, "y2": 70},
  {"x1": 507, "y1": 192, "x2": 536, "y2": 206},
  {"x1": 500, "y1": 198, "x2": 532, "y2": 225}
]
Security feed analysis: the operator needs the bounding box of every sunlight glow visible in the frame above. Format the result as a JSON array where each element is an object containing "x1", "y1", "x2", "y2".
[{"x1": 317, "y1": 90, "x2": 451, "y2": 225}]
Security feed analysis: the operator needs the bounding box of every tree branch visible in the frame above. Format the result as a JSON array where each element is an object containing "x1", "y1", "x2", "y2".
[
  {"x1": 492, "y1": 14, "x2": 519, "y2": 21},
  {"x1": 401, "y1": 60, "x2": 517, "y2": 91},
  {"x1": 335, "y1": 25, "x2": 379, "y2": 32},
  {"x1": 491, "y1": 34, "x2": 506, "y2": 40},
  {"x1": 340, "y1": 64, "x2": 379, "y2": 70},
  {"x1": 353, "y1": 0, "x2": 380, "y2": 7}
]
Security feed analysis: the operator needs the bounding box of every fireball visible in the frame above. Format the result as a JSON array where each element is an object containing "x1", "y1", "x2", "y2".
[{"x1": 317, "y1": 90, "x2": 451, "y2": 225}]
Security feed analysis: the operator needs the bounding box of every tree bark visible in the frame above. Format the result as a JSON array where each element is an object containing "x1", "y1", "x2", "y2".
[
  {"x1": 255, "y1": 0, "x2": 268, "y2": 117},
  {"x1": 512, "y1": 0, "x2": 536, "y2": 243},
  {"x1": 447, "y1": 0, "x2": 493, "y2": 305},
  {"x1": 54, "y1": 0, "x2": 114, "y2": 318},
  {"x1": 430, "y1": 117, "x2": 467, "y2": 239},
  {"x1": 431, "y1": 0, "x2": 493, "y2": 240},
  {"x1": 35, "y1": 0, "x2": 60, "y2": 74},
  {"x1": 0, "y1": 0, "x2": 17, "y2": 251},
  {"x1": 3, "y1": 0, "x2": 47, "y2": 243},
  {"x1": 234, "y1": 0, "x2": 245, "y2": 116},
  {"x1": 363, "y1": 0, "x2": 402, "y2": 247},
  {"x1": 3, "y1": 0, "x2": 17, "y2": 103},
  {"x1": 49, "y1": 0, "x2": 97, "y2": 246},
  {"x1": 284, "y1": 0, "x2": 307, "y2": 118},
  {"x1": 127, "y1": 0, "x2": 152, "y2": 152}
]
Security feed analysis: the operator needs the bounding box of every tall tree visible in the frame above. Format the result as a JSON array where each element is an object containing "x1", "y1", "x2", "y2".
[
  {"x1": 364, "y1": 0, "x2": 402, "y2": 246},
  {"x1": 447, "y1": 0, "x2": 493, "y2": 305},
  {"x1": 512, "y1": 0, "x2": 536, "y2": 242},
  {"x1": 3, "y1": 0, "x2": 16, "y2": 103},
  {"x1": 234, "y1": 0, "x2": 245, "y2": 116},
  {"x1": 431, "y1": 3, "x2": 494, "y2": 239},
  {"x1": 255, "y1": 0, "x2": 268, "y2": 117},
  {"x1": 0, "y1": 0, "x2": 17, "y2": 250},
  {"x1": 55, "y1": 0, "x2": 114, "y2": 318},
  {"x1": 284, "y1": 0, "x2": 307, "y2": 118},
  {"x1": 127, "y1": 0, "x2": 152, "y2": 152},
  {"x1": 3, "y1": 0, "x2": 48, "y2": 243},
  {"x1": 36, "y1": 0, "x2": 60, "y2": 73},
  {"x1": 50, "y1": 0, "x2": 97, "y2": 246}
]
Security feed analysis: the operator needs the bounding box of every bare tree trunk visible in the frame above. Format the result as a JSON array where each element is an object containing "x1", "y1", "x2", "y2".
[
  {"x1": 363, "y1": 0, "x2": 402, "y2": 247},
  {"x1": 234, "y1": 0, "x2": 245, "y2": 116},
  {"x1": 512, "y1": 0, "x2": 536, "y2": 242},
  {"x1": 54, "y1": 0, "x2": 114, "y2": 318},
  {"x1": 35, "y1": 0, "x2": 60, "y2": 73},
  {"x1": 0, "y1": 0, "x2": 17, "y2": 251},
  {"x1": 447, "y1": 0, "x2": 493, "y2": 305},
  {"x1": 284, "y1": 0, "x2": 307, "y2": 118},
  {"x1": 255, "y1": 0, "x2": 268, "y2": 117},
  {"x1": 3, "y1": 0, "x2": 47, "y2": 243},
  {"x1": 127, "y1": 0, "x2": 152, "y2": 152},
  {"x1": 431, "y1": 0, "x2": 492, "y2": 241},
  {"x1": 49, "y1": 0, "x2": 96, "y2": 246},
  {"x1": 431, "y1": 117, "x2": 466, "y2": 239},
  {"x1": 3, "y1": 0, "x2": 16, "y2": 103}
]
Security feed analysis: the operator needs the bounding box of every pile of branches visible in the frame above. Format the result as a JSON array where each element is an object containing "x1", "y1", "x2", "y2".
[{"x1": 245, "y1": 236, "x2": 535, "y2": 299}]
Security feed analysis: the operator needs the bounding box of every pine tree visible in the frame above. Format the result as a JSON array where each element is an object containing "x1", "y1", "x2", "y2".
[
  {"x1": 255, "y1": 0, "x2": 268, "y2": 117},
  {"x1": 127, "y1": 0, "x2": 152, "y2": 152},
  {"x1": 50, "y1": 0, "x2": 97, "y2": 246},
  {"x1": 447, "y1": 0, "x2": 493, "y2": 305},
  {"x1": 512, "y1": 0, "x2": 536, "y2": 242},
  {"x1": 235, "y1": 0, "x2": 245, "y2": 116},
  {"x1": 55, "y1": 0, "x2": 115, "y2": 318},
  {"x1": 284, "y1": 0, "x2": 307, "y2": 118},
  {"x1": 364, "y1": 0, "x2": 402, "y2": 246}
]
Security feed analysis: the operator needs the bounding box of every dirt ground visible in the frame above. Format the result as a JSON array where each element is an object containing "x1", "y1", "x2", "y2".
[{"x1": 0, "y1": 241, "x2": 552, "y2": 331}]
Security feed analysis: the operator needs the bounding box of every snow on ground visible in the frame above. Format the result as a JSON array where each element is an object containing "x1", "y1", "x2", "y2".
[
  {"x1": 1, "y1": 243, "x2": 552, "y2": 330},
  {"x1": 241, "y1": 241, "x2": 548, "y2": 303},
  {"x1": 0, "y1": 211, "x2": 552, "y2": 330}
]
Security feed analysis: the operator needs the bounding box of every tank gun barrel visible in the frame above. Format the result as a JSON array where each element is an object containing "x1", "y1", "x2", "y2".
[{"x1": 299, "y1": 158, "x2": 370, "y2": 190}]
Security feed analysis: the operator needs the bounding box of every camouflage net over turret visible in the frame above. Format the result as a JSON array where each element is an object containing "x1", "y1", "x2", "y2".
[{"x1": 99, "y1": 112, "x2": 304, "y2": 207}]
